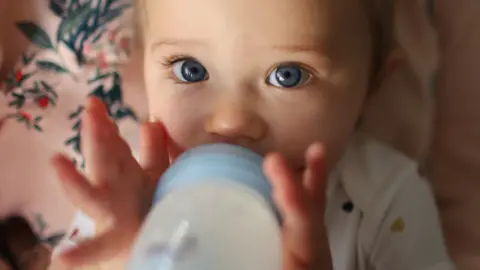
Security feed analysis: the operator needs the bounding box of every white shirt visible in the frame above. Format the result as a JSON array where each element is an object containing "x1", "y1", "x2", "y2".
[{"x1": 326, "y1": 134, "x2": 455, "y2": 270}]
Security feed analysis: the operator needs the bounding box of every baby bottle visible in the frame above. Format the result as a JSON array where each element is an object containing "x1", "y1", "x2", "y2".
[{"x1": 127, "y1": 143, "x2": 282, "y2": 270}]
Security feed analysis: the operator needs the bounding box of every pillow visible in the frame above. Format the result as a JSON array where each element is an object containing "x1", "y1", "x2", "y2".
[
  {"x1": 429, "y1": 0, "x2": 480, "y2": 268},
  {"x1": 0, "y1": 0, "x2": 139, "y2": 251}
]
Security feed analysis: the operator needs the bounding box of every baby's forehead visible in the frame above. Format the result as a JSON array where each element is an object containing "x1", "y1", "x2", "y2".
[{"x1": 140, "y1": 0, "x2": 371, "y2": 46}]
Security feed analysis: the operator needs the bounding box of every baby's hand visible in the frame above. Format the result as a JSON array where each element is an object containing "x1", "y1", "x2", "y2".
[
  {"x1": 264, "y1": 144, "x2": 332, "y2": 270},
  {"x1": 51, "y1": 97, "x2": 168, "y2": 269}
]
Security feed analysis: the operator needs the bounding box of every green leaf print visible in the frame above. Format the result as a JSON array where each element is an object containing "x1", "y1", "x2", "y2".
[
  {"x1": 36, "y1": 60, "x2": 69, "y2": 73},
  {"x1": 22, "y1": 51, "x2": 37, "y2": 65},
  {"x1": 9, "y1": 113, "x2": 44, "y2": 132},
  {"x1": 8, "y1": 93, "x2": 26, "y2": 109},
  {"x1": 68, "y1": 106, "x2": 84, "y2": 120},
  {"x1": 49, "y1": 0, "x2": 65, "y2": 17},
  {"x1": 34, "y1": 124, "x2": 43, "y2": 132},
  {"x1": 88, "y1": 73, "x2": 113, "y2": 84},
  {"x1": 43, "y1": 232, "x2": 66, "y2": 247},
  {"x1": 35, "y1": 214, "x2": 48, "y2": 233},
  {"x1": 18, "y1": 73, "x2": 33, "y2": 84},
  {"x1": 91, "y1": 29, "x2": 107, "y2": 44},
  {"x1": 56, "y1": 4, "x2": 92, "y2": 43},
  {"x1": 16, "y1": 22, "x2": 55, "y2": 50},
  {"x1": 40, "y1": 81, "x2": 59, "y2": 98},
  {"x1": 100, "y1": 5, "x2": 130, "y2": 25}
]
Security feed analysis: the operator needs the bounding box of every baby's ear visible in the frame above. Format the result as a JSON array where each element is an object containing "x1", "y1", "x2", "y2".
[{"x1": 369, "y1": 47, "x2": 406, "y2": 93}]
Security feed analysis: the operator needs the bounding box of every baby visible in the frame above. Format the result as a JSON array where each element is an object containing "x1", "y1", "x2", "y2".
[{"x1": 51, "y1": 0, "x2": 455, "y2": 269}]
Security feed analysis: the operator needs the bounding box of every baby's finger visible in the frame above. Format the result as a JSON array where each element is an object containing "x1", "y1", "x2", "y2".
[
  {"x1": 51, "y1": 154, "x2": 107, "y2": 220},
  {"x1": 167, "y1": 138, "x2": 183, "y2": 163},
  {"x1": 264, "y1": 153, "x2": 307, "y2": 219},
  {"x1": 264, "y1": 154, "x2": 313, "y2": 264},
  {"x1": 303, "y1": 142, "x2": 327, "y2": 204},
  {"x1": 57, "y1": 225, "x2": 139, "y2": 269},
  {"x1": 303, "y1": 143, "x2": 332, "y2": 270},
  {"x1": 81, "y1": 97, "x2": 121, "y2": 188},
  {"x1": 139, "y1": 122, "x2": 169, "y2": 183}
]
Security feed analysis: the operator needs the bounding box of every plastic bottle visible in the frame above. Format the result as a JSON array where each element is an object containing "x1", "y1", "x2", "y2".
[{"x1": 127, "y1": 143, "x2": 282, "y2": 270}]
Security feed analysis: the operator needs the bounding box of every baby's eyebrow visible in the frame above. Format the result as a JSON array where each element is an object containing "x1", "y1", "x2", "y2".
[
  {"x1": 151, "y1": 38, "x2": 207, "y2": 52},
  {"x1": 271, "y1": 44, "x2": 324, "y2": 54},
  {"x1": 151, "y1": 38, "x2": 322, "y2": 50}
]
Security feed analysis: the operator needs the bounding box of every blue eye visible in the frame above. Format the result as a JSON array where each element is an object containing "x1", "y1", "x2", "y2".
[
  {"x1": 267, "y1": 64, "x2": 311, "y2": 88},
  {"x1": 172, "y1": 59, "x2": 208, "y2": 83}
]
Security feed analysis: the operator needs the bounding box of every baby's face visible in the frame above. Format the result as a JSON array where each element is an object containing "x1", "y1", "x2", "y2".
[{"x1": 142, "y1": 0, "x2": 373, "y2": 172}]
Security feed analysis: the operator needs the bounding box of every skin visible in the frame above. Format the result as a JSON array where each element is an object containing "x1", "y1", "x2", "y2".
[{"x1": 50, "y1": 0, "x2": 375, "y2": 269}]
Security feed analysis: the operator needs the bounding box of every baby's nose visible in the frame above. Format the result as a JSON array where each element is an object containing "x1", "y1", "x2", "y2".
[{"x1": 204, "y1": 102, "x2": 266, "y2": 142}]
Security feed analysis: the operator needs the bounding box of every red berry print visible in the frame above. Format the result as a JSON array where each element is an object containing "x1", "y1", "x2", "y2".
[
  {"x1": 21, "y1": 111, "x2": 31, "y2": 120},
  {"x1": 69, "y1": 228, "x2": 79, "y2": 240},
  {"x1": 37, "y1": 96, "x2": 49, "y2": 108},
  {"x1": 15, "y1": 70, "x2": 23, "y2": 82},
  {"x1": 98, "y1": 51, "x2": 109, "y2": 69}
]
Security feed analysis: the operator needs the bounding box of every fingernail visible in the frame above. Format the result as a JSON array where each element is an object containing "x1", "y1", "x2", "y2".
[{"x1": 308, "y1": 142, "x2": 325, "y2": 156}]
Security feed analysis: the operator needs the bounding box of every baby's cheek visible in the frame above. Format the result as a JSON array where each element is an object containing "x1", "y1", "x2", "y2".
[
  {"x1": 266, "y1": 96, "x2": 352, "y2": 169},
  {"x1": 165, "y1": 114, "x2": 202, "y2": 148},
  {"x1": 150, "y1": 96, "x2": 209, "y2": 149}
]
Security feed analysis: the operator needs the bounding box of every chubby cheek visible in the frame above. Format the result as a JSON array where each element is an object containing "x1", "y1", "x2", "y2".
[
  {"x1": 265, "y1": 94, "x2": 360, "y2": 170},
  {"x1": 160, "y1": 106, "x2": 204, "y2": 150},
  {"x1": 145, "y1": 86, "x2": 208, "y2": 151}
]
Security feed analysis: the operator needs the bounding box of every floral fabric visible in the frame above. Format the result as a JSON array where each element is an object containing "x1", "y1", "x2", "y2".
[{"x1": 0, "y1": 0, "x2": 137, "y2": 250}]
